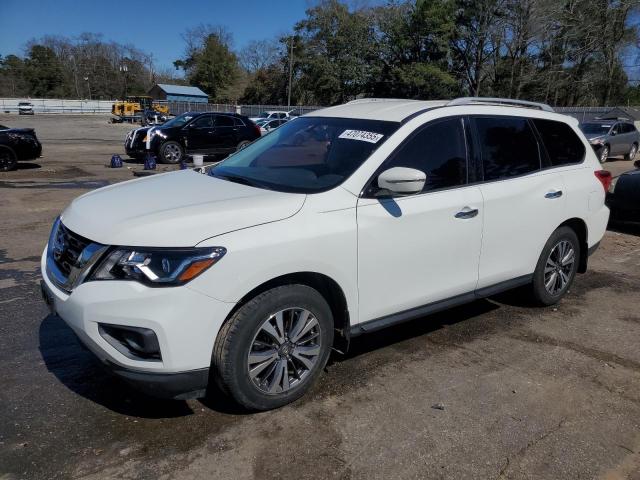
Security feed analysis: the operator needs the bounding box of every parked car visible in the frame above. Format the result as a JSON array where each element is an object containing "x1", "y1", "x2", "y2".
[
  {"x1": 249, "y1": 110, "x2": 292, "y2": 123},
  {"x1": 579, "y1": 119, "x2": 639, "y2": 163},
  {"x1": 41, "y1": 97, "x2": 610, "y2": 410},
  {"x1": 18, "y1": 102, "x2": 34, "y2": 115},
  {"x1": 0, "y1": 124, "x2": 42, "y2": 171},
  {"x1": 606, "y1": 160, "x2": 640, "y2": 223},
  {"x1": 259, "y1": 118, "x2": 288, "y2": 135},
  {"x1": 124, "y1": 112, "x2": 261, "y2": 163}
]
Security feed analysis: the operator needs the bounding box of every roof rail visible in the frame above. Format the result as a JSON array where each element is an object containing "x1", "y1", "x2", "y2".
[
  {"x1": 447, "y1": 97, "x2": 555, "y2": 113},
  {"x1": 346, "y1": 98, "x2": 414, "y2": 105}
]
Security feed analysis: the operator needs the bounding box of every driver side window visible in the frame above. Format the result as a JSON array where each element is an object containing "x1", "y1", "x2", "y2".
[
  {"x1": 192, "y1": 115, "x2": 213, "y2": 128},
  {"x1": 374, "y1": 117, "x2": 468, "y2": 193}
]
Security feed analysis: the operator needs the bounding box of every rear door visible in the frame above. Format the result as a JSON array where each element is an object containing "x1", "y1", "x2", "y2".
[
  {"x1": 212, "y1": 115, "x2": 239, "y2": 152},
  {"x1": 472, "y1": 116, "x2": 567, "y2": 289},
  {"x1": 610, "y1": 123, "x2": 625, "y2": 155}
]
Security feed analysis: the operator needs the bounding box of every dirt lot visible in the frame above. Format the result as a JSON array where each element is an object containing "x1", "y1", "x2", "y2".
[{"x1": 1, "y1": 114, "x2": 639, "y2": 480}]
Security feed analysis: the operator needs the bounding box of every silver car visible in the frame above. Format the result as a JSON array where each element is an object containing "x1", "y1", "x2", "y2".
[{"x1": 580, "y1": 119, "x2": 640, "y2": 163}]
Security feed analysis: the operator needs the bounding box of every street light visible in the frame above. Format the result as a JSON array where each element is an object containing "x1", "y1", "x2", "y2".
[{"x1": 119, "y1": 64, "x2": 129, "y2": 98}]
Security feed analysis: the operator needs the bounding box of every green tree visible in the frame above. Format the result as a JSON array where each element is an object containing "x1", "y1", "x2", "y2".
[
  {"x1": 24, "y1": 45, "x2": 66, "y2": 97},
  {"x1": 174, "y1": 32, "x2": 240, "y2": 101}
]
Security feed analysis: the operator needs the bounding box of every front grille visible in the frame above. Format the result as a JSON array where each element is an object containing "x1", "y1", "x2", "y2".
[
  {"x1": 46, "y1": 219, "x2": 108, "y2": 293},
  {"x1": 52, "y1": 224, "x2": 92, "y2": 276}
]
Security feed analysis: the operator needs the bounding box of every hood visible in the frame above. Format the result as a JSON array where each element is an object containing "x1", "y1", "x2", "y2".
[
  {"x1": 61, "y1": 170, "x2": 306, "y2": 247},
  {"x1": 585, "y1": 134, "x2": 605, "y2": 142}
]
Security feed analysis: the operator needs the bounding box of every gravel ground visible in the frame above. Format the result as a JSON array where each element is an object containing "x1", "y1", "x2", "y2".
[{"x1": 0, "y1": 114, "x2": 639, "y2": 480}]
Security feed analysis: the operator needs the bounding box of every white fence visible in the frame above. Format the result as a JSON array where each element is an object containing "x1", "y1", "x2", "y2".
[{"x1": 0, "y1": 98, "x2": 113, "y2": 114}]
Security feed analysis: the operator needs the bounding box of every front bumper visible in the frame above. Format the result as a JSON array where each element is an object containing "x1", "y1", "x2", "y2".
[{"x1": 40, "y1": 248, "x2": 235, "y2": 399}]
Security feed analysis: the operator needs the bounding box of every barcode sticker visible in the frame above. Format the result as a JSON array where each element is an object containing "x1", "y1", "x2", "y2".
[{"x1": 338, "y1": 130, "x2": 384, "y2": 143}]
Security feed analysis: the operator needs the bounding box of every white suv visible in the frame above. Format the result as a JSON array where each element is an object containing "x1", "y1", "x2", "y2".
[{"x1": 41, "y1": 98, "x2": 611, "y2": 410}]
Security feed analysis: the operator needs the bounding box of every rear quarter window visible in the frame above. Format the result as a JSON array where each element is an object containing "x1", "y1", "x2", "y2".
[{"x1": 532, "y1": 119, "x2": 585, "y2": 167}]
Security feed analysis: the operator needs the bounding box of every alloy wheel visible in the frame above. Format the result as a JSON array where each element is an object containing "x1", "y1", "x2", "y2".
[
  {"x1": 629, "y1": 145, "x2": 637, "y2": 160},
  {"x1": 544, "y1": 240, "x2": 576, "y2": 295},
  {"x1": 163, "y1": 144, "x2": 182, "y2": 162},
  {"x1": 600, "y1": 146, "x2": 609, "y2": 164},
  {"x1": 0, "y1": 151, "x2": 16, "y2": 172},
  {"x1": 247, "y1": 308, "x2": 322, "y2": 395}
]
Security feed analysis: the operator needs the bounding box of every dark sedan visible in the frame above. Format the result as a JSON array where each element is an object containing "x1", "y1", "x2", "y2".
[
  {"x1": 0, "y1": 124, "x2": 43, "y2": 171},
  {"x1": 606, "y1": 160, "x2": 640, "y2": 223},
  {"x1": 124, "y1": 112, "x2": 261, "y2": 164}
]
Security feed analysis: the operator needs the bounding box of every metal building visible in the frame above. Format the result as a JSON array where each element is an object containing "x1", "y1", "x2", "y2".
[{"x1": 148, "y1": 84, "x2": 209, "y2": 103}]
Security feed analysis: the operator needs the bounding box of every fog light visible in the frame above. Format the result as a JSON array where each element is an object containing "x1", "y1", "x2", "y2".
[{"x1": 98, "y1": 324, "x2": 161, "y2": 361}]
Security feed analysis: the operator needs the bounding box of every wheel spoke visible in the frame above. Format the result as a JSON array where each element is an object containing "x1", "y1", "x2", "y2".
[
  {"x1": 561, "y1": 248, "x2": 575, "y2": 266},
  {"x1": 545, "y1": 271, "x2": 558, "y2": 292},
  {"x1": 291, "y1": 316, "x2": 318, "y2": 343},
  {"x1": 261, "y1": 317, "x2": 284, "y2": 345},
  {"x1": 267, "y1": 359, "x2": 285, "y2": 393},
  {"x1": 249, "y1": 352, "x2": 278, "y2": 380},
  {"x1": 289, "y1": 310, "x2": 310, "y2": 341}
]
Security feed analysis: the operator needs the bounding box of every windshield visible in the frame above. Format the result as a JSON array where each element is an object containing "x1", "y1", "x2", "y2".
[
  {"x1": 580, "y1": 123, "x2": 612, "y2": 135},
  {"x1": 162, "y1": 113, "x2": 195, "y2": 128},
  {"x1": 210, "y1": 117, "x2": 399, "y2": 193}
]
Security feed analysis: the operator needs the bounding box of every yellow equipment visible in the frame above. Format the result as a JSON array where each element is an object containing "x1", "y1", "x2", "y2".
[{"x1": 112, "y1": 96, "x2": 169, "y2": 120}]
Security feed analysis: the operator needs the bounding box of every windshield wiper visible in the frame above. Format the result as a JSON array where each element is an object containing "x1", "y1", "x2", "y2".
[{"x1": 211, "y1": 172, "x2": 265, "y2": 188}]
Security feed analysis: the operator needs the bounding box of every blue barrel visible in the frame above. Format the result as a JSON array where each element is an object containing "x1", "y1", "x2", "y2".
[{"x1": 110, "y1": 154, "x2": 123, "y2": 168}]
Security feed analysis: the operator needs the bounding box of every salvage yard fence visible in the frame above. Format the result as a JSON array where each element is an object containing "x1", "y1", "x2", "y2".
[
  {"x1": 2, "y1": 98, "x2": 638, "y2": 125},
  {"x1": 0, "y1": 97, "x2": 323, "y2": 117}
]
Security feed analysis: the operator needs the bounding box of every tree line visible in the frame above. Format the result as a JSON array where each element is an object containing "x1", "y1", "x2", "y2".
[{"x1": 2, "y1": 0, "x2": 639, "y2": 106}]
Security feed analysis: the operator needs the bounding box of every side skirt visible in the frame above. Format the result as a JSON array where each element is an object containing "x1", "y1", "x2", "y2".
[{"x1": 350, "y1": 274, "x2": 533, "y2": 337}]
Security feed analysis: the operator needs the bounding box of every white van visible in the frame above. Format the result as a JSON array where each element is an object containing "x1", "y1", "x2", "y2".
[{"x1": 41, "y1": 98, "x2": 611, "y2": 410}]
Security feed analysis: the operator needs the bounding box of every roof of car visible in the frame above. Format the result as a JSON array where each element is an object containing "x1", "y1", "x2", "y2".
[
  {"x1": 306, "y1": 97, "x2": 570, "y2": 123},
  {"x1": 307, "y1": 99, "x2": 447, "y2": 122}
]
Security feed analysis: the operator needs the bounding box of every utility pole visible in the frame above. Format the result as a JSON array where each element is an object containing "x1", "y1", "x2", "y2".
[{"x1": 287, "y1": 35, "x2": 294, "y2": 110}]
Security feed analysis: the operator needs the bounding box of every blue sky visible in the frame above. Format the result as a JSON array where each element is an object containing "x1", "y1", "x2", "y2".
[{"x1": 0, "y1": 0, "x2": 311, "y2": 70}]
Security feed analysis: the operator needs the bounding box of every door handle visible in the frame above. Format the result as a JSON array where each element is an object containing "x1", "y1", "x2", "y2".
[
  {"x1": 455, "y1": 207, "x2": 479, "y2": 219},
  {"x1": 545, "y1": 190, "x2": 563, "y2": 199}
]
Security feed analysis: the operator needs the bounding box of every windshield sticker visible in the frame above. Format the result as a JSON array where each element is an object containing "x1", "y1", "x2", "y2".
[{"x1": 339, "y1": 130, "x2": 384, "y2": 144}]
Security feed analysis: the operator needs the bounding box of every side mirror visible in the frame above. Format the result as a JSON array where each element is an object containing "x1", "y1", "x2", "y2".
[
  {"x1": 610, "y1": 130, "x2": 616, "y2": 136},
  {"x1": 377, "y1": 167, "x2": 426, "y2": 195}
]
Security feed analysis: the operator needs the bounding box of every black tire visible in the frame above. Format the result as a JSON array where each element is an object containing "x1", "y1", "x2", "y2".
[
  {"x1": 0, "y1": 148, "x2": 17, "y2": 172},
  {"x1": 212, "y1": 285, "x2": 334, "y2": 411},
  {"x1": 624, "y1": 143, "x2": 638, "y2": 161},
  {"x1": 237, "y1": 140, "x2": 251, "y2": 150},
  {"x1": 530, "y1": 226, "x2": 580, "y2": 306},
  {"x1": 599, "y1": 145, "x2": 609, "y2": 164},
  {"x1": 159, "y1": 141, "x2": 184, "y2": 164}
]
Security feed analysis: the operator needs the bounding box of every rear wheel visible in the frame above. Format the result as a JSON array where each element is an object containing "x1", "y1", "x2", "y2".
[
  {"x1": 624, "y1": 143, "x2": 638, "y2": 161},
  {"x1": 159, "y1": 141, "x2": 183, "y2": 164},
  {"x1": 237, "y1": 140, "x2": 251, "y2": 150},
  {"x1": 530, "y1": 226, "x2": 580, "y2": 306},
  {"x1": 0, "y1": 148, "x2": 17, "y2": 172},
  {"x1": 212, "y1": 285, "x2": 334, "y2": 411}
]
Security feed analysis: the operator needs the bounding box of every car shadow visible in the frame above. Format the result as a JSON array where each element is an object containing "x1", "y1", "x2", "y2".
[
  {"x1": 338, "y1": 298, "x2": 500, "y2": 361},
  {"x1": 16, "y1": 162, "x2": 42, "y2": 170},
  {"x1": 39, "y1": 314, "x2": 195, "y2": 418},
  {"x1": 608, "y1": 220, "x2": 640, "y2": 237}
]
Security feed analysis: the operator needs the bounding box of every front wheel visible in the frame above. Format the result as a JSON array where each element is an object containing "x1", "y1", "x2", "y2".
[
  {"x1": 159, "y1": 141, "x2": 184, "y2": 164},
  {"x1": 530, "y1": 227, "x2": 580, "y2": 306},
  {"x1": 236, "y1": 140, "x2": 251, "y2": 150},
  {"x1": 599, "y1": 145, "x2": 609, "y2": 164},
  {"x1": 212, "y1": 285, "x2": 334, "y2": 411}
]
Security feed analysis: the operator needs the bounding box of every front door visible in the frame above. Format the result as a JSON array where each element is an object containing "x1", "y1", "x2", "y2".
[
  {"x1": 185, "y1": 114, "x2": 215, "y2": 152},
  {"x1": 357, "y1": 116, "x2": 484, "y2": 323}
]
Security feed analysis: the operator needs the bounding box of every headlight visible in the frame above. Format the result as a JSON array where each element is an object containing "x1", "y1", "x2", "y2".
[{"x1": 90, "y1": 247, "x2": 226, "y2": 286}]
